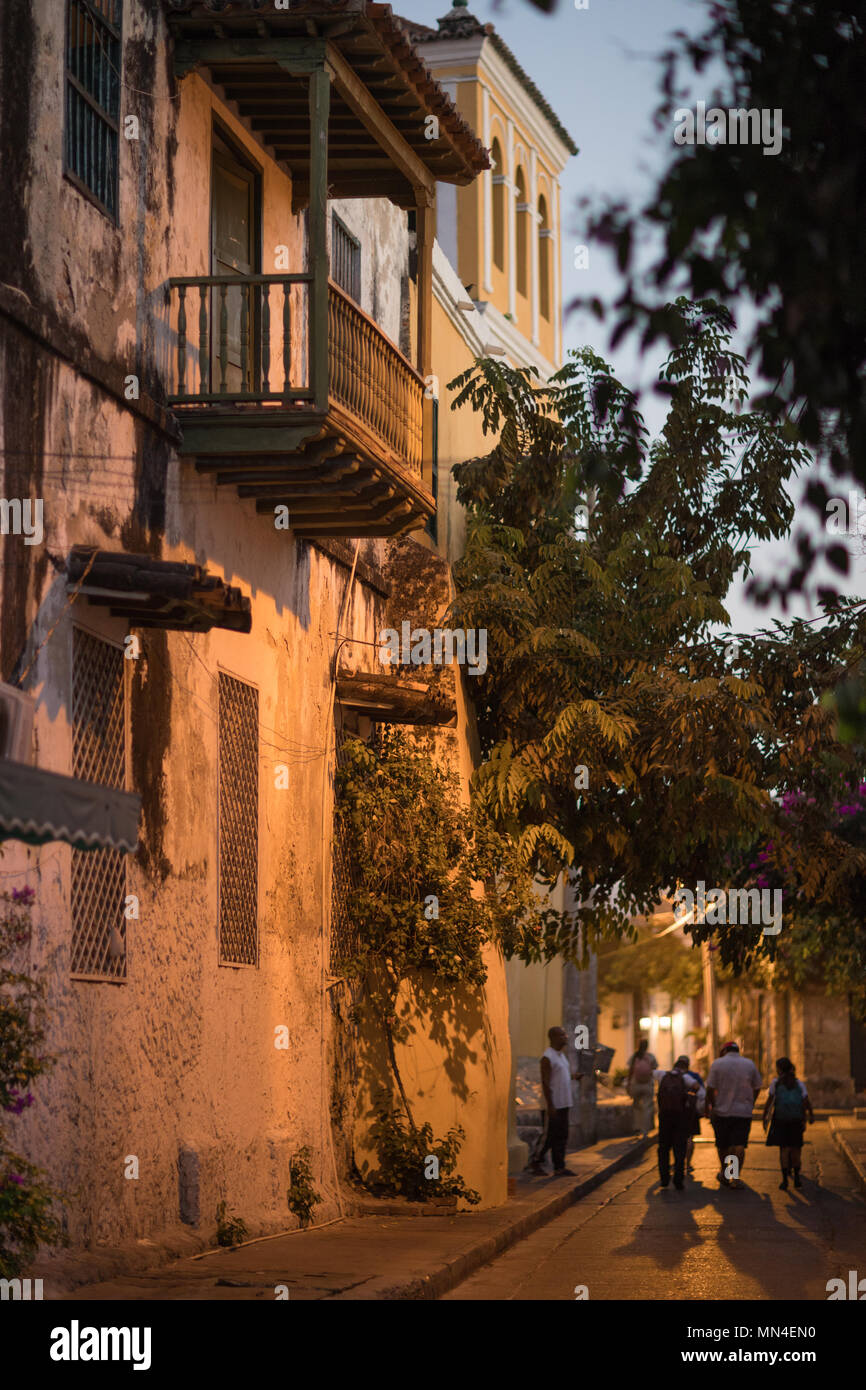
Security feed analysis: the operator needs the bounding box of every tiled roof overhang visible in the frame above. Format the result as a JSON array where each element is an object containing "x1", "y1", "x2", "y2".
[
  {"x1": 164, "y1": 1, "x2": 490, "y2": 204},
  {"x1": 67, "y1": 548, "x2": 252, "y2": 633}
]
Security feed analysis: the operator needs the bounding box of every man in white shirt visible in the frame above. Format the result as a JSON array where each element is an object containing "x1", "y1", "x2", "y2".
[
  {"x1": 705, "y1": 1041, "x2": 762, "y2": 1189},
  {"x1": 528, "y1": 1026, "x2": 577, "y2": 1177}
]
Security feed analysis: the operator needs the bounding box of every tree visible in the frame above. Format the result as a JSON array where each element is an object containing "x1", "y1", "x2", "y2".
[
  {"x1": 0, "y1": 886, "x2": 63, "y2": 1277},
  {"x1": 580, "y1": 1, "x2": 866, "y2": 604},
  {"x1": 447, "y1": 301, "x2": 866, "y2": 959},
  {"x1": 334, "y1": 726, "x2": 562, "y2": 1201},
  {"x1": 719, "y1": 770, "x2": 866, "y2": 1019},
  {"x1": 597, "y1": 925, "x2": 703, "y2": 1005}
]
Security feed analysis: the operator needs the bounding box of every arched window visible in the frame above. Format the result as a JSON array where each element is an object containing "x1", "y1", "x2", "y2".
[
  {"x1": 515, "y1": 166, "x2": 528, "y2": 298},
  {"x1": 538, "y1": 194, "x2": 551, "y2": 321},
  {"x1": 491, "y1": 138, "x2": 505, "y2": 272}
]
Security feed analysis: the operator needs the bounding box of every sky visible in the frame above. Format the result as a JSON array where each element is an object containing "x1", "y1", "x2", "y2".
[{"x1": 399, "y1": 0, "x2": 866, "y2": 634}]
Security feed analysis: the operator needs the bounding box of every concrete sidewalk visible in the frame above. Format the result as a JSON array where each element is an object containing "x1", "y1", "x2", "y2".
[
  {"x1": 57, "y1": 1133, "x2": 653, "y2": 1301},
  {"x1": 829, "y1": 1112, "x2": 866, "y2": 1195}
]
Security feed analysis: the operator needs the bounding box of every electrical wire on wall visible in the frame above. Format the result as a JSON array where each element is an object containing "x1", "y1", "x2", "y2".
[{"x1": 317, "y1": 537, "x2": 361, "y2": 1224}]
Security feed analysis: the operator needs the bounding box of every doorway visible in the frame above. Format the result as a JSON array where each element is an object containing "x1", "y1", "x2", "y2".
[{"x1": 210, "y1": 129, "x2": 260, "y2": 393}]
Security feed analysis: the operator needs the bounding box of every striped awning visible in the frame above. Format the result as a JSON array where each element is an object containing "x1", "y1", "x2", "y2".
[{"x1": 0, "y1": 760, "x2": 141, "y2": 853}]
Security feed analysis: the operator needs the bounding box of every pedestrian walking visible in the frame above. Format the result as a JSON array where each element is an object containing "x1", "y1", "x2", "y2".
[
  {"x1": 528, "y1": 1026, "x2": 577, "y2": 1177},
  {"x1": 627, "y1": 1038, "x2": 658, "y2": 1139},
  {"x1": 683, "y1": 1062, "x2": 705, "y2": 1171},
  {"x1": 653, "y1": 1055, "x2": 701, "y2": 1190},
  {"x1": 763, "y1": 1056, "x2": 814, "y2": 1190},
  {"x1": 705, "y1": 1041, "x2": 762, "y2": 1189}
]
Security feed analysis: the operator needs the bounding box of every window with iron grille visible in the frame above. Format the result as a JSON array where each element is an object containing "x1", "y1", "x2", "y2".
[
  {"x1": 65, "y1": 0, "x2": 122, "y2": 220},
  {"x1": 70, "y1": 628, "x2": 128, "y2": 979},
  {"x1": 218, "y1": 673, "x2": 259, "y2": 966},
  {"x1": 330, "y1": 214, "x2": 361, "y2": 303}
]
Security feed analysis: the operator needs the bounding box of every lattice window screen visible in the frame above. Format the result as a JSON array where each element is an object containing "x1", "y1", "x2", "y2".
[
  {"x1": 70, "y1": 628, "x2": 127, "y2": 979},
  {"x1": 218, "y1": 673, "x2": 259, "y2": 965}
]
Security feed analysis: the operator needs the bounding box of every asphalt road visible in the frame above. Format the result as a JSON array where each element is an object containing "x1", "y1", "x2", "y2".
[{"x1": 443, "y1": 1120, "x2": 866, "y2": 1300}]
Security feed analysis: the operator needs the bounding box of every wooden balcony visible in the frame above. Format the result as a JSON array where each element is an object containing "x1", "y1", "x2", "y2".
[
  {"x1": 166, "y1": 273, "x2": 431, "y2": 538},
  {"x1": 162, "y1": 6, "x2": 489, "y2": 539}
]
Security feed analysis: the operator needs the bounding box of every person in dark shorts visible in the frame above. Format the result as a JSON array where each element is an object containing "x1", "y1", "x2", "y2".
[
  {"x1": 763, "y1": 1056, "x2": 814, "y2": 1190},
  {"x1": 653, "y1": 1056, "x2": 701, "y2": 1190},
  {"x1": 705, "y1": 1041, "x2": 762, "y2": 1189}
]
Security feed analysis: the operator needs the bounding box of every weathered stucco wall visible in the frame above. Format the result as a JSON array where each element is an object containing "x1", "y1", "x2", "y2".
[
  {"x1": 4, "y1": 344, "x2": 394, "y2": 1251},
  {"x1": 2, "y1": 0, "x2": 511, "y2": 1262},
  {"x1": 329, "y1": 197, "x2": 410, "y2": 354}
]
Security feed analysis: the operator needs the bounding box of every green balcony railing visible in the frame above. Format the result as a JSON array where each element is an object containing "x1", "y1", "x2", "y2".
[{"x1": 166, "y1": 273, "x2": 424, "y2": 478}]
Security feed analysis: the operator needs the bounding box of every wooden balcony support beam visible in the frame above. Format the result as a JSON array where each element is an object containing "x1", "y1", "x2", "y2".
[
  {"x1": 250, "y1": 478, "x2": 389, "y2": 509},
  {"x1": 234, "y1": 460, "x2": 364, "y2": 493},
  {"x1": 223, "y1": 457, "x2": 360, "y2": 487},
  {"x1": 173, "y1": 37, "x2": 329, "y2": 80},
  {"x1": 324, "y1": 41, "x2": 434, "y2": 200},
  {"x1": 277, "y1": 495, "x2": 415, "y2": 526},
  {"x1": 309, "y1": 62, "x2": 331, "y2": 415}
]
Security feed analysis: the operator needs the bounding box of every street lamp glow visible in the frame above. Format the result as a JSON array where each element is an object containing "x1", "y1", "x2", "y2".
[
  {"x1": 639, "y1": 1016, "x2": 652, "y2": 1030},
  {"x1": 658, "y1": 1016, "x2": 672, "y2": 1030}
]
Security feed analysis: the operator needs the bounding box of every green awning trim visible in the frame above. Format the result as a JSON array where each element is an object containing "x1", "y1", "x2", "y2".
[{"x1": 0, "y1": 760, "x2": 141, "y2": 853}]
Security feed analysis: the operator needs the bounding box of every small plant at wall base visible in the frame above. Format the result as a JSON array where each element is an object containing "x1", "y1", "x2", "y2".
[
  {"x1": 287, "y1": 1146, "x2": 322, "y2": 1228},
  {"x1": 0, "y1": 886, "x2": 64, "y2": 1278},
  {"x1": 215, "y1": 1200, "x2": 247, "y2": 1247},
  {"x1": 367, "y1": 1095, "x2": 480, "y2": 1205}
]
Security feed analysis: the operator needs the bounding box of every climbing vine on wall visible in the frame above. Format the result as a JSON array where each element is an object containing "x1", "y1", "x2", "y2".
[
  {"x1": 0, "y1": 887, "x2": 64, "y2": 1277},
  {"x1": 334, "y1": 727, "x2": 562, "y2": 1200}
]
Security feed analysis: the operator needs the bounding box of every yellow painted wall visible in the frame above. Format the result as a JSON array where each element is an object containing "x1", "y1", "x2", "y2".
[
  {"x1": 421, "y1": 58, "x2": 565, "y2": 355},
  {"x1": 515, "y1": 960, "x2": 564, "y2": 1057}
]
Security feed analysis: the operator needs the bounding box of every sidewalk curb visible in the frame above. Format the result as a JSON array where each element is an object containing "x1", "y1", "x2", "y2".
[
  {"x1": 333, "y1": 1134, "x2": 655, "y2": 1300},
  {"x1": 828, "y1": 1116, "x2": 866, "y2": 1196}
]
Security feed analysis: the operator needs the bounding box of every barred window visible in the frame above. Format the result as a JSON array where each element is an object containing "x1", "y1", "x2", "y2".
[
  {"x1": 65, "y1": 0, "x2": 122, "y2": 220},
  {"x1": 331, "y1": 214, "x2": 361, "y2": 303},
  {"x1": 71, "y1": 628, "x2": 128, "y2": 980},
  {"x1": 218, "y1": 673, "x2": 258, "y2": 966}
]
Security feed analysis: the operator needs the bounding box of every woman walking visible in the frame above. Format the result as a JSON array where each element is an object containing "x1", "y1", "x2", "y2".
[
  {"x1": 763, "y1": 1056, "x2": 814, "y2": 1190},
  {"x1": 627, "y1": 1038, "x2": 657, "y2": 1139}
]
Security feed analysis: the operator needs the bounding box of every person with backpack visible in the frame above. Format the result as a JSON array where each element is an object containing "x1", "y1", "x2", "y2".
[
  {"x1": 763, "y1": 1056, "x2": 814, "y2": 1190},
  {"x1": 627, "y1": 1038, "x2": 658, "y2": 1139},
  {"x1": 653, "y1": 1056, "x2": 701, "y2": 1190}
]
